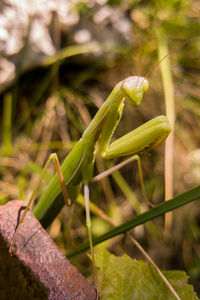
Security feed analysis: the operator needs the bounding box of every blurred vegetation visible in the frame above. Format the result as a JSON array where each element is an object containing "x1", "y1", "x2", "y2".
[{"x1": 0, "y1": 0, "x2": 200, "y2": 296}]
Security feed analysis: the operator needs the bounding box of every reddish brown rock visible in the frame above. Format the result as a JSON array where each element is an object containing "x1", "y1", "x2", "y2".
[{"x1": 0, "y1": 200, "x2": 96, "y2": 300}]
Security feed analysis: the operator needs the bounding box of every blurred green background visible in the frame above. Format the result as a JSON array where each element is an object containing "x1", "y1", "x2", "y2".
[{"x1": 0, "y1": 0, "x2": 200, "y2": 296}]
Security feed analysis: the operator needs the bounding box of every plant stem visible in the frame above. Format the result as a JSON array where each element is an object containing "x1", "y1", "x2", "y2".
[
  {"x1": 156, "y1": 28, "x2": 175, "y2": 235},
  {"x1": 2, "y1": 92, "x2": 12, "y2": 155}
]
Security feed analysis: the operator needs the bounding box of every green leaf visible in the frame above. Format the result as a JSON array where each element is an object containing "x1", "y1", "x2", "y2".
[{"x1": 95, "y1": 249, "x2": 198, "y2": 300}]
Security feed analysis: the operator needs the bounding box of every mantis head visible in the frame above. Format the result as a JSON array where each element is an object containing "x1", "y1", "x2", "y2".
[{"x1": 121, "y1": 76, "x2": 149, "y2": 106}]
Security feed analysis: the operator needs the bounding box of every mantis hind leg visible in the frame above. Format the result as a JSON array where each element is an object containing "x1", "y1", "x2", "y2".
[
  {"x1": 9, "y1": 153, "x2": 69, "y2": 255},
  {"x1": 93, "y1": 155, "x2": 152, "y2": 207}
]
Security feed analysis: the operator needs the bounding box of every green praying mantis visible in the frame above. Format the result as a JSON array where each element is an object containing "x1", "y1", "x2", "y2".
[{"x1": 9, "y1": 76, "x2": 171, "y2": 263}]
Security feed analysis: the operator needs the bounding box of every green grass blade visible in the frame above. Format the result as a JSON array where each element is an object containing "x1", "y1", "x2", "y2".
[
  {"x1": 42, "y1": 43, "x2": 101, "y2": 67},
  {"x1": 2, "y1": 92, "x2": 12, "y2": 155},
  {"x1": 111, "y1": 170, "x2": 141, "y2": 214},
  {"x1": 67, "y1": 184, "x2": 200, "y2": 257}
]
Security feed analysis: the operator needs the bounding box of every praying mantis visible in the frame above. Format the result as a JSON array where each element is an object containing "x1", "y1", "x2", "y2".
[{"x1": 9, "y1": 76, "x2": 171, "y2": 263}]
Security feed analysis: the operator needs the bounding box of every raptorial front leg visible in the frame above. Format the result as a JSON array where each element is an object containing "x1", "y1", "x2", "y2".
[
  {"x1": 100, "y1": 116, "x2": 171, "y2": 160},
  {"x1": 9, "y1": 153, "x2": 69, "y2": 255},
  {"x1": 96, "y1": 115, "x2": 171, "y2": 208}
]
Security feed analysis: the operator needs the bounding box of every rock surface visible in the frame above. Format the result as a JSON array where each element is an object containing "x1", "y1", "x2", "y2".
[{"x1": 0, "y1": 200, "x2": 96, "y2": 300}]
